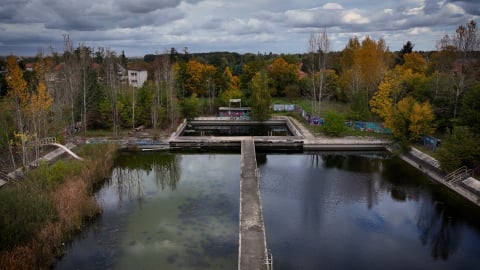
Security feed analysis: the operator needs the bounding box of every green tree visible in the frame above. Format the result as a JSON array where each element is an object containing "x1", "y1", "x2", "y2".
[
  {"x1": 267, "y1": 57, "x2": 299, "y2": 97},
  {"x1": 136, "y1": 83, "x2": 153, "y2": 126},
  {"x1": 249, "y1": 70, "x2": 272, "y2": 121},
  {"x1": 459, "y1": 84, "x2": 480, "y2": 134},
  {"x1": 181, "y1": 93, "x2": 200, "y2": 120},
  {"x1": 75, "y1": 67, "x2": 104, "y2": 129},
  {"x1": 398, "y1": 41, "x2": 414, "y2": 64},
  {"x1": 436, "y1": 127, "x2": 480, "y2": 172},
  {"x1": 384, "y1": 96, "x2": 435, "y2": 142},
  {"x1": 322, "y1": 111, "x2": 347, "y2": 137}
]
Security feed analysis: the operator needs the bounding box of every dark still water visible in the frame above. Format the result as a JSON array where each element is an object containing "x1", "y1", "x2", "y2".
[
  {"x1": 258, "y1": 153, "x2": 480, "y2": 270},
  {"x1": 180, "y1": 124, "x2": 293, "y2": 136},
  {"x1": 55, "y1": 152, "x2": 480, "y2": 270}
]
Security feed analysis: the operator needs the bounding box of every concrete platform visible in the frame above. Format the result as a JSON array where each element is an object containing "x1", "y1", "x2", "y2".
[
  {"x1": 239, "y1": 139, "x2": 269, "y2": 270},
  {"x1": 463, "y1": 177, "x2": 480, "y2": 192}
]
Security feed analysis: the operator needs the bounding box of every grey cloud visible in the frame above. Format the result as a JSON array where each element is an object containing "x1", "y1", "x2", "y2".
[
  {"x1": 6, "y1": 0, "x2": 194, "y2": 31},
  {"x1": 202, "y1": 18, "x2": 224, "y2": 31},
  {"x1": 117, "y1": 0, "x2": 182, "y2": 14},
  {"x1": 448, "y1": 0, "x2": 480, "y2": 15},
  {"x1": 424, "y1": 0, "x2": 442, "y2": 15},
  {"x1": 283, "y1": 1, "x2": 473, "y2": 34},
  {"x1": 283, "y1": 7, "x2": 345, "y2": 28},
  {"x1": 0, "y1": 0, "x2": 29, "y2": 21},
  {"x1": 1, "y1": 0, "x2": 479, "y2": 56}
]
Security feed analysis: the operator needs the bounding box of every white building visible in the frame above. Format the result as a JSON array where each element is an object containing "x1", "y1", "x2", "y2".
[{"x1": 127, "y1": 68, "x2": 148, "y2": 88}]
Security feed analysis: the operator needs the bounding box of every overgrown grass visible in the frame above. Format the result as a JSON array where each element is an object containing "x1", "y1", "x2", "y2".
[
  {"x1": 414, "y1": 145, "x2": 439, "y2": 159},
  {"x1": 272, "y1": 98, "x2": 350, "y2": 116},
  {"x1": 85, "y1": 129, "x2": 116, "y2": 137},
  {"x1": 279, "y1": 110, "x2": 390, "y2": 138},
  {"x1": 0, "y1": 143, "x2": 118, "y2": 270}
]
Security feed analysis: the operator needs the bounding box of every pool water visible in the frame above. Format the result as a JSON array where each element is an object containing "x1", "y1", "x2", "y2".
[
  {"x1": 55, "y1": 153, "x2": 240, "y2": 270},
  {"x1": 55, "y1": 152, "x2": 480, "y2": 270}
]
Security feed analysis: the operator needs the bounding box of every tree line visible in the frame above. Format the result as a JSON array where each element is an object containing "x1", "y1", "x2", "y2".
[{"x1": 1, "y1": 21, "x2": 480, "y2": 172}]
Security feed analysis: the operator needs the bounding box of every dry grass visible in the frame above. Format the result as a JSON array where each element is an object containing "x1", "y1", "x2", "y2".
[{"x1": 0, "y1": 143, "x2": 118, "y2": 270}]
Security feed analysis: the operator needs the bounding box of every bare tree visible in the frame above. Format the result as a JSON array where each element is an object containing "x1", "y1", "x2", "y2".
[
  {"x1": 165, "y1": 59, "x2": 178, "y2": 130},
  {"x1": 152, "y1": 54, "x2": 166, "y2": 129},
  {"x1": 62, "y1": 34, "x2": 82, "y2": 135},
  {"x1": 307, "y1": 29, "x2": 330, "y2": 115},
  {"x1": 152, "y1": 53, "x2": 178, "y2": 130},
  {"x1": 316, "y1": 28, "x2": 330, "y2": 114},
  {"x1": 307, "y1": 33, "x2": 317, "y2": 114},
  {"x1": 451, "y1": 20, "x2": 479, "y2": 118},
  {"x1": 77, "y1": 45, "x2": 92, "y2": 142},
  {"x1": 104, "y1": 48, "x2": 121, "y2": 137}
]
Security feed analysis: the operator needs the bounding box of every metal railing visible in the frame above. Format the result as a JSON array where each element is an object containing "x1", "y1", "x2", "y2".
[
  {"x1": 444, "y1": 166, "x2": 472, "y2": 184},
  {"x1": 39, "y1": 137, "x2": 57, "y2": 146},
  {"x1": 265, "y1": 250, "x2": 273, "y2": 270},
  {"x1": 0, "y1": 171, "x2": 16, "y2": 183}
]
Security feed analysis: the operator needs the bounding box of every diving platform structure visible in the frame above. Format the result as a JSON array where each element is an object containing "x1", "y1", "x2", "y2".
[{"x1": 0, "y1": 138, "x2": 83, "y2": 187}]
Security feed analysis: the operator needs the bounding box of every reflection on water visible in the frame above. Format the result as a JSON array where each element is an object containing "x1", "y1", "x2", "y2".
[
  {"x1": 417, "y1": 199, "x2": 461, "y2": 260},
  {"x1": 55, "y1": 153, "x2": 239, "y2": 270},
  {"x1": 181, "y1": 124, "x2": 293, "y2": 136},
  {"x1": 55, "y1": 152, "x2": 480, "y2": 270},
  {"x1": 260, "y1": 153, "x2": 480, "y2": 270},
  {"x1": 116, "y1": 152, "x2": 181, "y2": 190}
]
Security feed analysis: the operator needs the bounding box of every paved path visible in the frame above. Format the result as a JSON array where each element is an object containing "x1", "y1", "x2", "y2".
[
  {"x1": 239, "y1": 139, "x2": 269, "y2": 270},
  {"x1": 0, "y1": 142, "x2": 78, "y2": 188}
]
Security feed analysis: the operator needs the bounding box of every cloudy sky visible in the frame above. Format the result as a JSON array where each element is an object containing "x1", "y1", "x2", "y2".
[{"x1": 1, "y1": 0, "x2": 479, "y2": 57}]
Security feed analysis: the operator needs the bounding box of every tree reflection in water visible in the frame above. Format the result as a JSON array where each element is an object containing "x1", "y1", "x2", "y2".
[
  {"x1": 111, "y1": 168, "x2": 144, "y2": 204},
  {"x1": 311, "y1": 153, "x2": 462, "y2": 260},
  {"x1": 111, "y1": 153, "x2": 181, "y2": 204},
  {"x1": 416, "y1": 199, "x2": 460, "y2": 260}
]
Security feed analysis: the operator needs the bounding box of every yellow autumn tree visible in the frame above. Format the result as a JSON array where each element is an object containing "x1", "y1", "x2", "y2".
[
  {"x1": 402, "y1": 52, "x2": 427, "y2": 74},
  {"x1": 371, "y1": 65, "x2": 435, "y2": 142},
  {"x1": 28, "y1": 80, "x2": 53, "y2": 158},
  {"x1": 30, "y1": 81, "x2": 53, "y2": 136},
  {"x1": 224, "y1": 66, "x2": 240, "y2": 92},
  {"x1": 219, "y1": 66, "x2": 242, "y2": 105},
  {"x1": 384, "y1": 96, "x2": 435, "y2": 142},
  {"x1": 369, "y1": 69, "x2": 402, "y2": 120},
  {"x1": 184, "y1": 60, "x2": 204, "y2": 96},
  {"x1": 340, "y1": 36, "x2": 390, "y2": 117},
  {"x1": 409, "y1": 101, "x2": 434, "y2": 141},
  {"x1": 354, "y1": 37, "x2": 390, "y2": 101},
  {"x1": 183, "y1": 60, "x2": 217, "y2": 97},
  {"x1": 5, "y1": 55, "x2": 30, "y2": 166},
  {"x1": 267, "y1": 57, "x2": 299, "y2": 96}
]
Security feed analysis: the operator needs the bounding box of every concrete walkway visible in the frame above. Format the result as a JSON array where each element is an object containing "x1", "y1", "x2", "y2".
[
  {"x1": 397, "y1": 146, "x2": 480, "y2": 206},
  {"x1": 239, "y1": 139, "x2": 269, "y2": 270},
  {"x1": 288, "y1": 116, "x2": 389, "y2": 150},
  {"x1": 0, "y1": 142, "x2": 78, "y2": 188}
]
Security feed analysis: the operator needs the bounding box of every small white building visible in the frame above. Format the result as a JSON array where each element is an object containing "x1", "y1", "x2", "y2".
[{"x1": 128, "y1": 68, "x2": 148, "y2": 88}]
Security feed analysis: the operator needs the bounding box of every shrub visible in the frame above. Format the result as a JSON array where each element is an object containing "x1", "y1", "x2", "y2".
[
  {"x1": 322, "y1": 111, "x2": 347, "y2": 137},
  {"x1": 0, "y1": 143, "x2": 118, "y2": 269},
  {"x1": 0, "y1": 183, "x2": 57, "y2": 251}
]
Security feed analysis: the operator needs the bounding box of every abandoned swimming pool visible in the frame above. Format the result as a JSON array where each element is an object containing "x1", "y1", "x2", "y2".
[{"x1": 55, "y1": 152, "x2": 480, "y2": 270}]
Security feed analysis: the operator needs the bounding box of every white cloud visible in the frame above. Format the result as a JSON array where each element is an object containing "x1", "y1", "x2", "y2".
[
  {"x1": 407, "y1": 27, "x2": 432, "y2": 35},
  {"x1": 323, "y1": 3, "x2": 344, "y2": 10},
  {"x1": 343, "y1": 11, "x2": 370, "y2": 24},
  {"x1": 403, "y1": 5, "x2": 425, "y2": 16}
]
